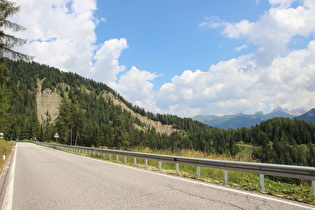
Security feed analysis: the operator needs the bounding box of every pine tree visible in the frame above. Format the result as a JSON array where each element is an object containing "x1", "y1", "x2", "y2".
[
  {"x1": 0, "y1": 0, "x2": 33, "y2": 60},
  {"x1": 0, "y1": 63, "x2": 10, "y2": 130}
]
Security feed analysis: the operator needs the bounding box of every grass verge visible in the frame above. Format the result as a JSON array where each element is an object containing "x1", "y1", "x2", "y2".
[{"x1": 0, "y1": 140, "x2": 14, "y2": 174}]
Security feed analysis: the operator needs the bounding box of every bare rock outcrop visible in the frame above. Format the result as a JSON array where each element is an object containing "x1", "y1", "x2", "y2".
[{"x1": 36, "y1": 79, "x2": 62, "y2": 124}]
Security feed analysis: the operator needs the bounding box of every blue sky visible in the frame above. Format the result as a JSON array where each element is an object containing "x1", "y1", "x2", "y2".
[
  {"x1": 10, "y1": 0, "x2": 315, "y2": 117},
  {"x1": 94, "y1": 0, "x2": 269, "y2": 89}
]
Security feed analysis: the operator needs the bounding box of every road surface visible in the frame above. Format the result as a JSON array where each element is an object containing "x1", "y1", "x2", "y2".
[{"x1": 2, "y1": 143, "x2": 314, "y2": 209}]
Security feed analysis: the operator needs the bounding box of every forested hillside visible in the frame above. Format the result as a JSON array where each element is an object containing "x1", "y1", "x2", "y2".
[{"x1": 2, "y1": 59, "x2": 315, "y2": 167}]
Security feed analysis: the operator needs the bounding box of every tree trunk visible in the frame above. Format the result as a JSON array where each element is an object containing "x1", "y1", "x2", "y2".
[
  {"x1": 75, "y1": 129, "x2": 79, "y2": 146},
  {"x1": 70, "y1": 126, "x2": 73, "y2": 145}
]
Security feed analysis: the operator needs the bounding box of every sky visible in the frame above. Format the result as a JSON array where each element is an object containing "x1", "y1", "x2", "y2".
[{"x1": 8, "y1": 0, "x2": 315, "y2": 117}]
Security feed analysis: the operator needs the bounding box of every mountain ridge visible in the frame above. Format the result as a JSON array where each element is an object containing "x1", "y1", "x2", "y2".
[
  {"x1": 295, "y1": 108, "x2": 315, "y2": 124},
  {"x1": 192, "y1": 111, "x2": 297, "y2": 129}
]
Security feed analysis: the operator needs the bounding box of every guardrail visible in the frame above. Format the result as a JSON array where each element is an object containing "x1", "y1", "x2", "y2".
[{"x1": 37, "y1": 142, "x2": 315, "y2": 200}]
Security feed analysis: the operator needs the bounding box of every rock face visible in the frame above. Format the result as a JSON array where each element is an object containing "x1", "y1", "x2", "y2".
[{"x1": 36, "y1": 79, "x2": 62, "y2": 124}]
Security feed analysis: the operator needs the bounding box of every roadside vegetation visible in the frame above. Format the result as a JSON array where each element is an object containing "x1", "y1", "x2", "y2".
[{"x1": 0, "y1": 140, "x2": 14, "y2": 174}]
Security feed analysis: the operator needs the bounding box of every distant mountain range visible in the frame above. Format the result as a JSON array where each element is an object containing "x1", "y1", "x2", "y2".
[
  {"x1": 192, "y1": 109, "x2": 315, "y2": 129},
  {"x1": 295, "y1": 108, "x2": 315, "y2": 124}
]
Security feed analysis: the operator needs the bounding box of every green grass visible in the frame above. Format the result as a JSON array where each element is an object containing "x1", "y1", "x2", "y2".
[{"x1": 0, "y1": 139, "x2": 14, "y2": 173}]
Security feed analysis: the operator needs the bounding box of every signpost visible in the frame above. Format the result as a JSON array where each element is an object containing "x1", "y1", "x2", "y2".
[{"x1": 54, "y1": 132, "x2": 59, "y2": 141}]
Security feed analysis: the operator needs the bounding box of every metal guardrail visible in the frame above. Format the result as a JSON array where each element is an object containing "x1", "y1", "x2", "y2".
[{"x1": 37, "y1": 142, "x2": 315, "y2": 199}]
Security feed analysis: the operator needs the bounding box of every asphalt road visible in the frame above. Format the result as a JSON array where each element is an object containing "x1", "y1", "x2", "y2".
[{"x1": 2, "y1": 143, "x2": 315, "y2": 209}]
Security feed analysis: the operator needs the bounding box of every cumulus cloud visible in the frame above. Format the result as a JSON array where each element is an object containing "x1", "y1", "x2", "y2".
[
  {"x1": 201, "y1": 0, "x2": 315, "y2": 67},
  {"x1": 91, "y1": 38, "x2": 128, "y2": 84},
  {"x1": 269, "y1": 0, "x2": 296, "y2": 8},
  {"x1": 10, "y1": 0, "x2": 98, "y2": 76},
  {"x1": 156, "y1": 56, "x2": 260, "y2": 116},
  {"x1": 110, "y1": 66, "x2": 159, "y2": 113},
  {"x1": 10, "y1": 0, "x2": 128, "y2": 86},
  {"x1": 235, "y1": 45, "x2": 248, "y2": 51}
]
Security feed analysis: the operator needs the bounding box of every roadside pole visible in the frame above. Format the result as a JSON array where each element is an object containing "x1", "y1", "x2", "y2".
[{"x1": 54, "y1": 132, "x2": 59, "y2": 142}]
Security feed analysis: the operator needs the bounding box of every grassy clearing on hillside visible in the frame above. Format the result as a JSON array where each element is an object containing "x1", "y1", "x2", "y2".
[{"x1": 0, "y1": 139, "x2": 14, "y2": 174}]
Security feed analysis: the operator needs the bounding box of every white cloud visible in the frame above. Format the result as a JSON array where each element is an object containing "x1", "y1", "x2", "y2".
[
  {"x1": 199, "y1": 16, "x2": 225, "y2": 29},
  {"x1": 91, "y1": 38, "x2": 128, "y2": 84},
  {"x1": 201, "y1": 1, "x2": 315, "y2": 67},
  {"x1": 10, "y1": 0, "x2": 129, "y2": 86},
  {"x1": 110, "y1": 66, "x2": 159, "y2": 113},
  {"x1": 235, "y1": 45, "x2": 248, "y2": 51},
  {"x1": 156, "y1": 56, "x2": 261, "y2": 116},
  {"x1": 269, "y1": 0, "x2": 296, "y2": 8},
  {"x1": 11, "y1": 0, "x2": 98, "y2": 76}
]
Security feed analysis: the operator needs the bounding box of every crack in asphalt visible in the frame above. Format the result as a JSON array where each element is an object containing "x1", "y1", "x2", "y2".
[
  {"x1": 167, "y1": 183, "x2": 246, "y2": 210},
  {"x1": 245, "y1": 195, "x2": 273, "y2": 210}
]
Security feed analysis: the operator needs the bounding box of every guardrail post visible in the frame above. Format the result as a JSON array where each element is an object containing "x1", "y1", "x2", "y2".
[
  {"x1": 103, "y1": 153, "x2": 106, "y2": 158},
  {"x1": 134, "y1": 157, "x2": 137, "y2": 165},
  {"x1": 124, "y1": 156, "x2": 127, "y2": 164},
  {"x1": 312, "y1": 180, "x2": 315, "y2": 200},
  {"x1": 145, "y1": 159, "x2": 148, "y2": 168},
  {"x1": 159, "y1": 161, "x2": 162, "y2": 171},
  {"x1": 260, "y1": 174, "x2": 265, "y2": 192},
  {"x1": 3, "y1": 151, "x2": 6, "y2": 161},
  {"x1": 109, "y1": 154, "x2": 112, "y2": 160},
  {"x1": 176, "y1": 163, "x2": 180, "y2": 174},
  {"x1": 197, "y1": 166, "x2": 200, "y2": 178},
  {"x1": 116, "y1": 155, "x2": 119, "y2": 162},
  {"x1": 224, "y1": 170, "x2": 228, "y2": 185}
]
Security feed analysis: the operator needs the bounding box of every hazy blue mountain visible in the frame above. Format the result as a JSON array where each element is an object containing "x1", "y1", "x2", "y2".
[
  {"x1": 295, "y1": 108, "x2": 315, "y2": 124},
  {"x1": 192, "y1": 110, "x2": 296, "y2": 129}
]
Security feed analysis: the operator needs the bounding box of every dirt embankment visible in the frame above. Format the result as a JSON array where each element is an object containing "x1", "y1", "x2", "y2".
[{"x1": 102, "y1": 92, "x2": 177, "y2": 135}]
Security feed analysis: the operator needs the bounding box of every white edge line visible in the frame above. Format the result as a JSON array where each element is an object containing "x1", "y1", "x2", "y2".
[
  {"x1": 2, "y1": 144, "x2": 17, "y2": 210},
  {"x1": 39, "y1": 144, "x2": 315, "y2": 209}
]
